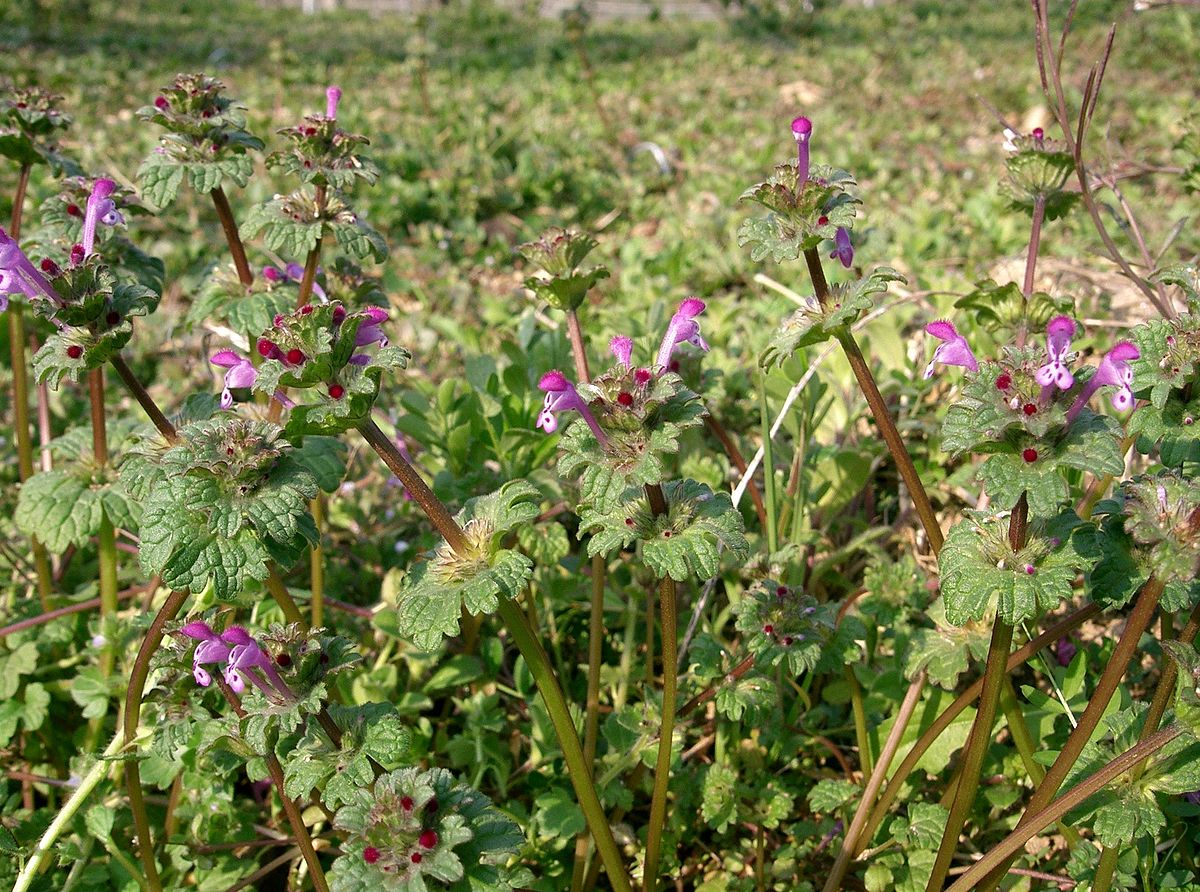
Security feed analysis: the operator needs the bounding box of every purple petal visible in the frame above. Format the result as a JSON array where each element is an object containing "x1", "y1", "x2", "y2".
[
  {"x1": 180, "y1": 620, "x2": 217, "y2": 640},
  {"x1": 326, "y1": 85, "x2": 342, "y2": 120},
  {"x1": 221, "y1": 627, "x2": 253, "y2": 646},
  {"x1": 210, "y1": 349, "x2": 243, "y2": 369},
  {"x1": 539, "y1": 370, "x2": 570, "y2": 393},
  {"x1": 610, "y1": 335, "x2": 633, "y2": 367},
  {"x1": 194, "y1": 665, "x2": 212, "y2": 686}
]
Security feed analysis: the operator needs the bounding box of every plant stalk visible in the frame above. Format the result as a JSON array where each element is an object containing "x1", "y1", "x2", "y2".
[
  {"x1": 356, "y1": 420, "x2": 631, "y2": 891},
  {"x1": 926, "y1": 492, "x2": 1026, "y2": 891},
  {"x1": 215, "y1": 680, "x2": 329, "y2": 892},
  {"x1": 310, "y1": 495, "x2": 326, "y2": 628},
  {"x1": 265, "y1": 565, "x2": 308, "y2": 628},
  {"x1": 124, "y1": 588, "x2": 188, "y2": 892},
  {"x1": 804, "y1": 250, "x2": 943, "y2": 554},
  {"x1": 643, "y1": 572, "x2": 677, "y2": 892},
  {"x1": 12, "y1": 731, "x2": 126, "y2": 892},
  {"x1": 109, "y1": 354, "x2": 179, "y2": 443},
  {"x1": 977, "y1": 574, "x2": 1164, "y2": 890},
  {"x1": 210, "y1": 186, "x2": 253, "y2": 287},
  {"x1": 8, "y1": 162, "x2": 53, "y2": 604},
  {"x1": 1092, "y1": 599, "x2": 1200, "y2": 892},
  {"x1": 821, "y1": 672, "x2": 927, "y2": 892},
  {"x1": 946, "y1": 725, "x2": 1183, "y2": 892}
]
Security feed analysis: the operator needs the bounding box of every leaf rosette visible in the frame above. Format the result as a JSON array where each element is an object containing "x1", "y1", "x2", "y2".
[
  {"x1": 0, "y1": 85, "x2": 76, "y2": 173},
  {"x1": 1002, "y1": 136, "x2": 1077, "y2": 219},
  {"x1": 759, "y1": 267, "x2": 904, "y2": 367},
  {"x1": 578, "y1": 479, "x2": 747, "y2": 581},
  {"x1": 243, "y1": 190, "x2": 387, "y2": 262},
  {"x1": 389, "y1": 481, "x2": 542, "y2": 650},
  {"x1": 737, "y1": 162, "x2": 859, "y2": 263},
  {"x1": 137, "y1": 418, "x2": 319, "y2": 599},
  {"x1": 30, "y1": 256, "x2": 159, "y2": 387},
  {"x1": 330, "y1": 767, "x2": 525, "y2": 892},
  {"x1": 938, "y1": 509, "x2": 1092, "y2": 626},
  {"x1": 732, "y1": 581, "x2": 862, "y2": 676},
  {"x1": 518, "y1": 228, "x2": 610, "y2": 312},
  {"x1": 135, "y1": 74, "x2": 263, "y2": 208}
]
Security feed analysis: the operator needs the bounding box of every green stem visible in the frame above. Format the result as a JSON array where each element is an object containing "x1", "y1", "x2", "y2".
[
  {"x1": 803, "y1": 249, "x2": 944, "y2": 554},
  {"x1": 946, "y1": 725, "x2": 1183, "y2": 892},
  {"x1": 210, "y1": 186, "x2": 254, "y2": 287},
  {"x1": 976, "y1": 574, "x2": 1164, "y2": 890},
  {"x1": 498, "y1": 599, "x2": 632, "y2": 892},
  {"x1": 124, "y1": 589, "x2": 188, "y2": 892},
  {"x1": 12, "y1": 731, "x2": 125, "y2": 892},
  {"x1": 310, "y1": 495, "x2": 326, "y2": 628},
  {"x1": 1093, "y1": 599, "x2": 1200, "y2": 892},
  {"x1": 570, "y1": 552, "x2": 608, "y2": 892},
  {"x1": 844, "y1": 665, "x2": 874, "y2": 779},
  {"x1": 265, "y1": 565, "x2": 308, "y2": 628},
  {"x1": 856, "y1": 602, "x2": 1100, "y2": 857},
  {"x1": 8, "y1": 164, "x2": 53, "y2": 605},
  {"x1": 215, "y1": 680, "x2": 329, "y2": 892},
  {"x1": 999, "y1": 676, "x2": 1081, "y2": 847},
  {"x1": 97, "y1": 515, "x2": 118, "y2": 675},
  {"x1": 758, "y1": 380, "x2": 778, "y2": 553},
  {"x1": 821, "y1": 673, "x2": 927, "y2": 892},
  {"x1": 357, "y1": 423, "x2": 631, "y2": 891},
  {"x1": 643, "y1": 572, "x2": 677, "y2": 892},
  {"x1": 927, "y1": 493, "x2": 1027, "y2": 891}
]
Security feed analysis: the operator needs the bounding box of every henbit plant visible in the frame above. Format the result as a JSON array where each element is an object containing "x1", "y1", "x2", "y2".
[{"x1": 2, "y1": 2, "x2": 1200, "y2": 891}]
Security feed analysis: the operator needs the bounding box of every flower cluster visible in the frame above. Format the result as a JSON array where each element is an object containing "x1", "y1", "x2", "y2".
[
  {"x1": 268, "y1": 86, "x2": 377, "y2": 189},
  {"x1": 925, "y1": 314, "x2": 1139, "y2": 422},
  {"x1": 136, "y1": 73, "x2": 262, "y2": 163},
  {"x1": 1001, "y1": 125, "x2": 1077, "y2": 218},
  {"x1": 738, "y1": 116, "x2": 859, "y2": 264},
  {"x1": 518, "y1": 227, "x2": 610, "y2": 312},
  {"x1": 535, "y1": 297, "x2": 709, "y2": 443},
  {"x1": 179, "y1": 621, "x2": 296, "y2": 701}
]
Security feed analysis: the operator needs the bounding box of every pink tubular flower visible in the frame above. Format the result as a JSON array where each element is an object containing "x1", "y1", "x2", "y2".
[
  {"x1": 1, "y1": 228, "x2": 60, "y2": 311},
  {"x1": 610, "y1": 335, "x2": 634, "y2": 367},
  {"x1": 283, "y1": 262, "x2": 327, "y2": 301},
  {"x1": 354, "y1": 306, "x2": 390, "y2": 347},
  {"x1": 655, "y1": 298, "x2": 709, "y2": 369},
  {"x1": 211, "y1": 349, "x2": 258, "y2": 409},
  {"x1": 326, "y1": 86, "x2": 342, "y2": 120},
  {"x1": 179, "y1": 621, "x2": 250, "y2": 687},
  {"x1": 1067, "y1": 341, "x2": 1140, "y2": 420},
  {"x1": 830, "y1": 227, "x2": 853, "y2": 269},
  {"x1": 224, "y1": 632, "x2": 296, "y2": 701},
  {"x1": 1035, "y1": 315, "x2": 1077, "y2": 391},
  {"x1": 81, "y1": 178, "x2": 124, "y2": 257},
  {"x1": 923, "y1": 320, "x2": 978, "y2": 378},
  {"x1": 536, "y1": 370, "x2": 608, "y2": 446},
  {"x1": 791, "y1": 116, "x2": 813, "y2": 186}
]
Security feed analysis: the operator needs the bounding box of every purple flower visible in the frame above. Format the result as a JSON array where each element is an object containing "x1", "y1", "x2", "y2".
[
  {"x1": 923, "y1": 320, "x2": 978, "y2": 378},
  {"x1": 1067, "y1": 341, "x2": 1140, "y2": 420},
  {"x1": 211, "y1": 349, "x2": 258, "y2": 409},
  {"x1": 655, "y1": 298, "x2": 709, "y2": 369},
  {"x1": 610, "y1": 335, "x2": 634, "y2": 367},
  {"x1": 282, "y1": 262, "x2": 327, "y2": 301},
  {"x1": 263, "y1": 265, "x2": 284, "y2": 283},
  {"x1": 829, "y1": 227, "x2": 853, "y2": 269},
  {"x1": 536, "y1": 369, "x2": 608, "y2": 446},
  {"x1": 1, "y1": 228, "x2": 60, "y2": 311},
  {"x1": 1035, "y1": 315, "x2": 1077, "y2": 391},
  {"x1": 791, "y1": 116, "x2": 812, "y2": 186},
  {"x1": 224, "y1": 634, "x2": 295, "y2": 701},
  {"x1": 326, "y1": 86, "x2": 342, "y2": 120},
  {"x1": 81, "y1": 178, "x2": 124, "y2": 258},
  {"x1": 1054, "y1": 637, "x2": 1077, "y2": 667},
  {"x1": 354, "y1": 306, "x2": 389, "y2": 347},
  {"x1": 179, "y1": 621, "x2": 249, "y2": 687}
]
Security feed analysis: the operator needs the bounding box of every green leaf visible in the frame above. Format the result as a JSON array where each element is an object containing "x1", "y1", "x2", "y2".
[
  {"x1": 534, "y1": 786, "x2": 586, "y2": 838},
  {"x1": 136, "y1": 154, "x2": 186, "y2": 208},
  {"x1": 21, "y1": 683, "x2": 49, "y2": 731},
  {"x1": 701, "y1": 762, "x2": 739, "y2": 832},
  {"x1": 807, "y1": 778, "x2": 859, "y2": 813},
  {"x1": 939, "y1": 511, "x2": 1091, "y2": 626},
  {"x1": 760, "y1": 268, "x2": 905, "y2": 366},
  {"x1": 579, "y1": 479, "x2": 748, "y2": 582}
]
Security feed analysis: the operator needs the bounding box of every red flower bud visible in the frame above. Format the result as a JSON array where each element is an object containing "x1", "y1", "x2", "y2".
[
  {"x1": 257, "y1": 338, "x2": 277, "y2": 358},
  {"x1": 67, "y1": 345, "x2": 84, "y2": 359},
  {"x1": 411, "y1": 852, "x2": 422, "y2": 864},
  {"x1": 1022, "y1": 448, "x2": 1038, "y2": 463},
  {"x1": 286, "y1": 348, "x2": 304, "y2": 364},
  {"x1": 995, "y1": 373, "x2": 1012, "y2": 390},
  {"x1": 418, "y1": 830, "x2": 438, "y2": 850},
  {"x1": 616, "y1": 392, "x2": 634, "y2": 407},
  {"x1": 400, "y1": 796, "x2": 414, "y2": 811},
  {"x1": 363, "y1": 847, "x2": 380, "y2": 864},
  {"x1": 1022, "y1": 403, "x2": 1037, "y2": 416},
  {"x1": 329, "y1": 384, "x2": 345, "y2": 400}
]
